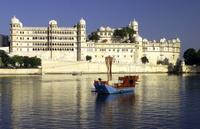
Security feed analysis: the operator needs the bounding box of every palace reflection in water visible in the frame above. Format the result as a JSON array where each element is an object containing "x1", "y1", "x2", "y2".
[{"x1": 0, "y1": 74, "x2": 200, "y2": 128}]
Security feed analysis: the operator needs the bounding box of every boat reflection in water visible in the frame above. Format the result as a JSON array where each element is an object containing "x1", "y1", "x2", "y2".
[
  {"x1": 95, "y1": 92, "x2": 135, "y2": 103},
  {"x1": 94, "y1": 93, "x2": 136, "y2": 128}
]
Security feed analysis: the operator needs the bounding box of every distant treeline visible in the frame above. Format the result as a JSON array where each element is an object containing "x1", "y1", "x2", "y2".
[
  {"x1": 0, "y1": 50, "x2": 41, "y2": 68},
  {"x1": 183, "y1": 48, "x2": 200, "y2": 65}
]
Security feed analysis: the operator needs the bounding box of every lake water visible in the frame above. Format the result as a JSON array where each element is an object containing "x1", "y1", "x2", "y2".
[{"x1": 0, "y1": 74, "x2": 200, "y2": 129}]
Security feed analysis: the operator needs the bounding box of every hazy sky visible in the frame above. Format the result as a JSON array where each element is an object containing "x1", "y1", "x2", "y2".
[{"x1": 0, "y1": 0, "x2": 200, "y2": 53}]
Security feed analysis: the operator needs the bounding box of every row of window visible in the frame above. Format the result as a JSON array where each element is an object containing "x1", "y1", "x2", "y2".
[
  {"x1": 33, "y1": 43, "x2": 74, "y2": 46},
  {"x1": 143, "y1": 47, "x2": 178, "y2": 52},
  {"x1": 32, "y1": 36, "x2": 75, "y2": 40},
  {"x1": 143, "y1": 43, "x2": 179, "y2": 47},
  {"x1": 96, "y1": 48, "x2": 133, "y2": 52},
  {"x1": 33, "y1": 30, "x2": 75, "y2": 34},
  {"x1": 95, "y1": 47, "x2": 178, "y2": 53},
  {"x1": 14, "y1": 30, "x2": 78, "y2": 35},
  {"x1": 11, "y1": 24, "x2": 21, "y2": 27},
  {"x1": 33, "y1": 48, "x2": 74, "y2": 51},
  {"x1": 98, "y1": 32, "x2": 113, "y2": 36},
  {"x1": 17, "y1": 36, "x2": 75, "y2": 41},
  {"x1": 17, "y1": 36, "x2": 76, "y2": 40},
  {"x1": 94, "y1": 55, "x2": 133, "y2": 58}
]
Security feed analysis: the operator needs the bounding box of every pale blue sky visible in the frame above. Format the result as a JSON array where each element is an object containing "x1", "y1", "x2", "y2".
[{"x1": 0, "y1": 0, "x2": 200, "y2": 53}]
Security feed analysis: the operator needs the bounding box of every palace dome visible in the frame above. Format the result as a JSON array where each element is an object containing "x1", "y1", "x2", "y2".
[
  {"x1": 106, "y1": 26, "x2": 112, "y2": 31},
  {"x1": 172, "y1": 39, "x2": 177, "y2": 43},
  {"x1": 176, "y1": 38, "x2": 181, "y2": 42},
  {"x1": 49, "y1": 20, "x2": 57, "y2": 25},
  {"x1": 143, "y1": 38, "x2": 148, "y2": 42},
  {"x1": 80, "y1": 18, "x2": 86, "y2": 25},
  {"x1": 99, "y1": 26, "x2": 105, "y2": 31},
  {"x1": 160, "y1": 38, "x2": 166, "y2": 43},
  {"x1": 11, "y1": 16, "x2": 20, "y2": 24},
  {"x1": 131, "y1": 19, "x2": 138, "y2": 26}
]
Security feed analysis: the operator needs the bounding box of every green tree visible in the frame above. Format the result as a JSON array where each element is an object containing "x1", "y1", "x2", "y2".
[
  {"x1": 113, "y1": 27, "x2": 134, "y2": 41},
  {"x1": 0, "y1": 50, "x2": 41, "y2": 68},
  {"x1": 113, "y1": 29, "x2": 127, "y2": 39},
  {"x1": 12, "y1": 55, "x2": 23, "y2": 67},
  {"x1": 157, "y1": 58, "x2": 169, "y2": 65},
  {"x1": 35, "y1": 57, "x2": 41, "y2": 67},
  {"x1": 197, "y1": 49, "x2": 200, "y2": 65},
  {"x1": 13, "y1": 56, "x2": 41, "y2": 68},
  {"x1": 88, "y1": 32, "x2": 100, "y2": 41},
  {"x1": 124, "y1": 27, "x2": 134, "y2": 39},
  {"x1": 22, "y1": 56, "x2": 30, "y2": 68},
  {"x1": 183, "y1": 48, "x2": 198, "y2": 65},
  {"x1": 8, "y1": 58, "x2": 15, "y2": 68},
  {"x1": 29, "y1": 56, "x2": 41, "y2": 67},
  {"x1": 0, "y1": 50, "x2": 12, "y2": 67},
  {"x1": 173, "y1": 59, "x2": 182, "y2": 74},
  {"x1": 141, "y1": 56, "x2": 149, "y2": 64},
  {"x1": 168, "y1": 59, "x2": 182, "y2": 74},
  {"x1": 0, "y1": 57, "x2": 3, "y2": 67},
  {"x1": 163, "y1": 58, "x2": 169, "y2": 65}
]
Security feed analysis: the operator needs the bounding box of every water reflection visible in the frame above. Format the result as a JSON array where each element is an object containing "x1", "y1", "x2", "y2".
[
  {"x1": 94, "y1": 93, "x2": 136, "y2": 128},
  {"x1": 96, "y1": 93, "x2": 135, "y2": 104},
  {"x1": 134, "y1": 74, "x2": 182, "y2": 128},
  {"x1": 0, "y1": 74, "x2": 200, "y2": 128}
]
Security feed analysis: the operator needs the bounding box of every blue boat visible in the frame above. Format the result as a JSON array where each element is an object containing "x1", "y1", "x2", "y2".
[
  {"x1": 93, "y1": 56, "x2": 139, "y2": 94},
  {"x1": 94, "y1": 75, "x2": 138, "y2": 94},
  {"x1": 94, "y1": 81, "x2": 135, "y2": 94}
]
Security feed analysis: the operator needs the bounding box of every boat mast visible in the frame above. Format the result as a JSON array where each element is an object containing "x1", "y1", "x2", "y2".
[{"x1": 105, "y1": 56, "x2": 113, "y2": 82}]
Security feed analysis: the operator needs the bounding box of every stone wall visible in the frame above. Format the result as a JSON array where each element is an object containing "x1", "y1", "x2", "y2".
[
  {"x1": 182, "y1": 65, "x2": 200, "y2": 73},
  {"x1": 42, "y1": 60, "x2": 168, "y2": 74},
  {"x1": 0, "y1": 61, "x2": 199, "y2": 74},
  {"x1": 0, "y1": 68, "x2": 42, "y2": 74}
]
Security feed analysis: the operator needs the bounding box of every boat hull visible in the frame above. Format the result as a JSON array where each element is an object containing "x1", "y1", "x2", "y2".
[{"x1": 94, "y1": 83, "x2": 134, "y2": 94}]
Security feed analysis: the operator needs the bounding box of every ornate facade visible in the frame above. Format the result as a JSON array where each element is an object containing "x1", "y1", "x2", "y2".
[
  {"x1": 10, "y1": 16, "x2": 180, "y2": 65},
  {"x1": 10, "y1": 16, "x2": 86, "y2": 61}
]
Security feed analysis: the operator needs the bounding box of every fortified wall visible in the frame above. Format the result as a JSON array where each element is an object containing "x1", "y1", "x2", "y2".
[
  {"x1": 0, "y1": 61, "x2": 199, "y2": 74},
  {"x1": 42, "y1": 60, "x2": 168, "y2": 74}
]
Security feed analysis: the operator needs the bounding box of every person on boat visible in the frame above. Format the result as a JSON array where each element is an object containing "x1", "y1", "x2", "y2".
[{"x1": 98, "y1": 78, "x2": 102, "y2": 85}]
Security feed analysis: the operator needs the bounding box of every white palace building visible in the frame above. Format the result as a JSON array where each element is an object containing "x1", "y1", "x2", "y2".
[{"x1": 10, "y1": 16, "x2": 180, "y2": 65}]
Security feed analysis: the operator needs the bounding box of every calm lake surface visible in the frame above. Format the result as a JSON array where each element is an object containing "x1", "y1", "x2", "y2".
[{"x1": 0, "y1": 74, "x2": 200, "y2": 129}]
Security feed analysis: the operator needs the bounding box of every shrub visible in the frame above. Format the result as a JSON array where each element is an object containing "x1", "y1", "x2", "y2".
[{"x1": 141, "y1": 56, "x2": 149, "y2": 64}]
